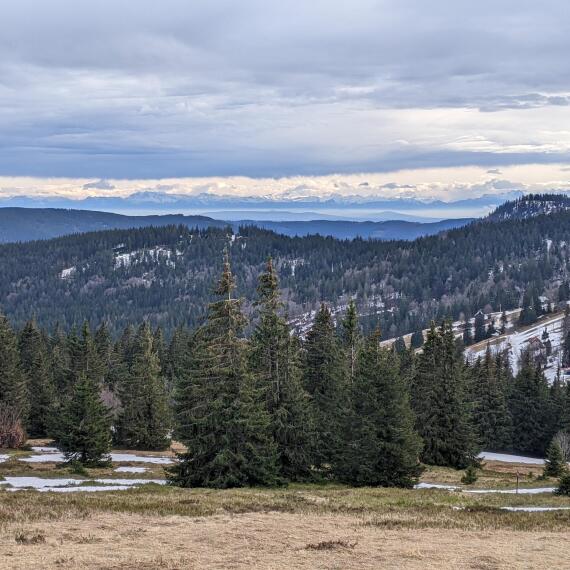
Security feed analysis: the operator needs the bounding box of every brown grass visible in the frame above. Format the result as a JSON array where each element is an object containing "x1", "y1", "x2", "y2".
[
  {"x1": 1, "y1": 443, "x2": 569, "y2": 568},
  {"x1": 1, "y1": 511, "x2": 569, "y2": 569}
]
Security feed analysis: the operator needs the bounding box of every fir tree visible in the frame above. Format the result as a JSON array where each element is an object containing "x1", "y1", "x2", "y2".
[
  {"x1": 509, "y1": 353, "x2": 550, "y2": 455},
  {"x1": 0, "y1": 312, "x2": 28, "y2": 422},
  {"x1": 544, "y1": 439, "x2": 567, "y2": 478},
  {"x1": 462, "y1": 320, "x2": 473, "y2": 346},
  {"x1": 57, "y1": 372, "x2": 112, "y2": 466},
  {"x1": 169, "y1": 252, "x2": 279, "y2": 488},
  {"x1": 115, "y1": 322, "x2": 171, "y2": 450},
  {"x1": 412, "y1": 322, "x2": 479, "y2": 468},
  {"x1": 250, "y1": 258, "x2": 314, "y2": 481},
  {"x1": 337, "y1": 330, "x2": 423, "y2": 487},
  {"x1": 410, "y1": 330, "x2": 424, "y2": 349},
  {"x1": 474, "y1": 311, "x2": 486, "y2": 342},
  {"x1": 393, "y1": 336, "x2": 406, "y2": 354},
  {"x1": 340, "y1": 299, "x2": 361, "y2": 383},
  {"x1": 18, "y1": 320, "x2": 57, "y2": 437},
  {"x1": 304, "y1": 303, "x2": 347, "y2": 473},
  {"x1": 472, "y1": 347, "x2": 512, "y2": 450}
]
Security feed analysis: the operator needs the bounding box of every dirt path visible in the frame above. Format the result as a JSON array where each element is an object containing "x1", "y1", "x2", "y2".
[{"x1": 1, "y1": 511, "x2": 568, "y2": 569}]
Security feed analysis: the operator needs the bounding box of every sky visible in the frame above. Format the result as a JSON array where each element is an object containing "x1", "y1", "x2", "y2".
[{"x1": 1, "y1": 0, "x2": 570, "y2": 202}]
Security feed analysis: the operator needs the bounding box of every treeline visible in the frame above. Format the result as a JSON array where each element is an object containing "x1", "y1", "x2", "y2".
[
  {"x1": 1, "y1": 256, "x2": 569, "y2": 487},
  {"x1": 3, "y1": 197, "x2": 570, "y2": 339}
]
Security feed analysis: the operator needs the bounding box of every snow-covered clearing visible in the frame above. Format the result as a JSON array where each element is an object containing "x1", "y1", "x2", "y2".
[
  {"x1": 0, "y1": 476, "x2": 166, "y2": 492},
  {"x1": 478, "y1": 451, "x2": 545, "y2": 465},
  {"x1": 21, "y1": 447, "x2": 174, "y2": 465},
  {"x1": 466, "y1": 311, "x2": 566, "y2": 383}
]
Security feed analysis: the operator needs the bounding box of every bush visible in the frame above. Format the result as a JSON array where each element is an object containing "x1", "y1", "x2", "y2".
[
  {"x1": 0, "y1": 403, "x2": 26, "y2": 449},
  {"x1": 555, "y1": 472, "x2": 570, "y2": 496},
  {"x1": 461, "y1": 465, "x2": 479, "y2": 485}
]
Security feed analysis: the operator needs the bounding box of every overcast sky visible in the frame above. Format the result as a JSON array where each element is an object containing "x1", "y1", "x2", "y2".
[{"x1": 1, "y1": 0, "x2": 570, "y2": 199}]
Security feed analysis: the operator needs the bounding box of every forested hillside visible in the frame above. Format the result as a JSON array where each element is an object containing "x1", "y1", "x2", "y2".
[
  {"x1": 1, "y1": 198, "x2": 570, "y2": 338},
  {"x1": 0, "y1": 207, "x2": 470, "y2": 243}
]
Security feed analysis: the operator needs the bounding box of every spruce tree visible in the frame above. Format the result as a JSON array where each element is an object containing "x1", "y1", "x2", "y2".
[
  {"x1": 115, "y1": 322, "x2": 171, "y2": 450},
  {"x1": 472, "y1": 347, "x2": 512, "y2": 450},
  {"x1": 169, "y1": 252, "x2": 279, "y2": 488},
  {"x1": 0, "y1": 312, "x2": 28, "y2": 422},
  {"x1": 412, "y1": 322, "x2": 478, "y2": 468},
  {"x1": 410, "y1": 330, "x2": 424, "y2": 349},
  {"x1": 338, "y1": 330, "x2": 423, "y2": 487},
  {"x1": 304, "y1": 303, "x2": 347, "y2": 473},
  {"x1": 509, "y1": 353, "x2": 550, "y2": 455},
  {"x1": 57, "y1": 372, "x2": 112, "y2": 466},
  {"x1": 544, "y1": 439, "x2": 567, "y2": 478},
  {"x1": 18, "y1": 320, "x2": 57, "y2": 437},
  {"x1": 250, "y1": 258, "x2": 314, "y2": 481},
  {"x1": 474, "y1": 312, "x2": 486, "y2": 342},
  {"x1": 340, "y1": 299, "x2": 361, "y2": 383}
]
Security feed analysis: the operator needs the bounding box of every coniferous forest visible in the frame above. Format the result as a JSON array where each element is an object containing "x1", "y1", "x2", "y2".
[
  {"x1": 1, "y1": 252, "x2": 568, "y2": 488},
  {"x1": 2, "y1": 201, "x2": 570, "y2": 340}
]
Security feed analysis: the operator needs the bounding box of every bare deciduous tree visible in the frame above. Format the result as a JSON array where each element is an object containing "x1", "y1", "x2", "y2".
[
  {"x1": 0, "y1": 403, "x2": 26, "y2": 449},
  {"x1": 553, "y1": 431, "x2": 570, "y2": 462}
]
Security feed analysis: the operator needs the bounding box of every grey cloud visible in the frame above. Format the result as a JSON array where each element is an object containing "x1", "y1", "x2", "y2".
[{"x1": 0, "y1": 1, "x2": 570, "y2": 178}]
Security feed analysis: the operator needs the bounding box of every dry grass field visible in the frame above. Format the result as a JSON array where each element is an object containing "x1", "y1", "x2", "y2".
[{"x1": 1, "y1": 442, "x2": 570, "y2": 569}]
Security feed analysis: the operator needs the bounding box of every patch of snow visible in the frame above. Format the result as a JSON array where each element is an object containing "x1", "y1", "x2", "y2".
[
  {"x1": 0, "y1": 454, "x2": 10, "y2": 463},
  {"x1": 20, "y1": 452, "x2": 65, "y2": 463},
  {"x1": 414, "y1": 482, "x2": 459, "y2": 491},
  {"x1": 478, "y1": 452, "x2": 545, "y2": 465},
  {"x1": 114, "y1": 466, "x2": 148, "y2": 473},
  {"x1": 0, "y1": 476, "x2": 166, "y2": 492},
  {"x1": 465, "y1": 487, "x2": 555, "y2": 495},
  {"x1": 21, "y1": 451, "x2": 173, "y2": 464},
  {"x1": 501, "y1": 506, "x2": 570, "y2": 512},
  {"x1": 109, "y1": 453, "x2": 173, "y2": 464},
  {"x1": 31, "y1": 446, "x2": 59, "y2": 453},
  {"x1": 60, "y1": 267, "x2": 76, "y2": 279}
]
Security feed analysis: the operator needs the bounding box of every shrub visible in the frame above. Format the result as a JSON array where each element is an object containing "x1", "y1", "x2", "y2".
[
  {"x1": 555, "y1": 472, "x2": 570, "y2": 496},
  {"x1": 0, "y1": 403, "x2": 26, "y2": 449},
  {"x1": 461, "y1": 465, "x2": 479, "y2": 485}
]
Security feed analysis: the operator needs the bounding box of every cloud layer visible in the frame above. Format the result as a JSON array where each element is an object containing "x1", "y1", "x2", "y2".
[{"x1": 0, "y1": 1, "x2": 570, "y2": 186}]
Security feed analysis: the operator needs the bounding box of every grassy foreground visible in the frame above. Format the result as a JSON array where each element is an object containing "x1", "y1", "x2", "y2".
[{"x1": 1, "y1": 446, "x2": 570, "y2": 568}]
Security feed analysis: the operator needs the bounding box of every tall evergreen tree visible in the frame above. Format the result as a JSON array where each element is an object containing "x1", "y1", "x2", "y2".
[
  {"x1": 0, "y1": 312, "x2": 28, "y2": 422},
  {"x1": 250, "y1": 258, "x2": 314, "y2": 481},
  {"x1": 474, "y1": 312, "x2": 486, "y2": 343},
  {"x1": 340, "y1": 299, "x2": 361, "y2": 383},
  {"x1": 18, "y1": 320, "x2": 56, "y2": 437},
  {"x1": 169, "y1": 252, "x2": 279, "y2": 488},
  {"x1": 471, "y1": 347, "x2": 512, "y2": 450},
  {"x1": 509, "y1": 353, "x2": 550, "y2": 455},
  {"x1": 412, "y1": 322, "x2": 478, "y2": 468},
  {"x1": 410, "y1": 330, "x2": 424, "y2": 349},
  {"x1": 304, "y1": 303, "x2": 347, "y2": 473},
  {"x1": 115, "y1": 322, "x2": 171, "y2": 450},
  {"x1": 337, "y1": 330, "x2": 423, "y2": 487},
  {"x1": 57, "y1": 372, "x2": 112, "y2": 466}
]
